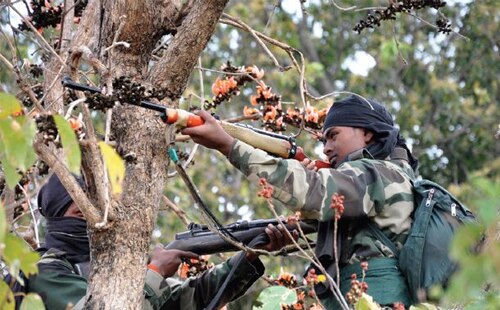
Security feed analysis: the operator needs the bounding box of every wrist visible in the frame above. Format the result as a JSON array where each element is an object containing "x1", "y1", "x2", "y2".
[{"x1": 220, "y1": 136, "x2": 235, "y2": 156}]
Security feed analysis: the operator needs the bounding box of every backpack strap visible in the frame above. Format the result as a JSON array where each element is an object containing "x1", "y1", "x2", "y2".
[{"x1": 366, "y1": 222, "x2": 400, "y2": 258}]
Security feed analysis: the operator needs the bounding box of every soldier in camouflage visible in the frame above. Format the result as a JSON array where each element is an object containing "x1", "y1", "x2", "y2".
[
  {"x1": 29, "y1": 174, "x2": 293, "y2": 310},
  {"x1": 183, "y1": 95, "x2": 419, "y2": 308}
]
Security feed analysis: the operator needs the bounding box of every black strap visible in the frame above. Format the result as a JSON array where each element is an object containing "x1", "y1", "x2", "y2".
[
  {"x1": 366, "y1": 222, "x2": 400, "y2": 258},
  {"x1": 204, "y1": 233, "x2": 268, "y2": 310}
]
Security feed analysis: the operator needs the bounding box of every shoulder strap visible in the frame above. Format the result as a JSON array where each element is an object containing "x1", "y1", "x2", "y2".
[
  {"x1": 366, "y1": 222, "x2": 400, "y2": 258},
  {"x1": 204, "y1": 234, "x2": 267, "y2": 310}
]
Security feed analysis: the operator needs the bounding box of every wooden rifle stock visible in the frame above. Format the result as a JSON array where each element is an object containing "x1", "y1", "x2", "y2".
[
  {"x1": 165, "y1": 109, "x2": 330, "y2": 170},
  {"x1": 165, "y1": 219, "x2": 317, "y2": 255}
]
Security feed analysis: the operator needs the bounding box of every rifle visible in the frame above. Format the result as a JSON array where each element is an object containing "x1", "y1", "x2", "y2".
[
  {"x1": 61, "y1": 77, "x2": 330, "y2": 169},
  {"x1": 165, "y1": 219, "x2": 317, "y2": 255}
]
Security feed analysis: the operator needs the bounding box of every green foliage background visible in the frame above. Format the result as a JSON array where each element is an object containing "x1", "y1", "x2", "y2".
[{"x1": 1, "y1": 0, "x2": 499, "y2": 309}]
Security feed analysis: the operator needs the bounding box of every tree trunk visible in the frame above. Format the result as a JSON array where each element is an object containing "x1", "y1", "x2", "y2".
[{"x1": 57, "y1": 0, "x2": 229, "y2": 308}]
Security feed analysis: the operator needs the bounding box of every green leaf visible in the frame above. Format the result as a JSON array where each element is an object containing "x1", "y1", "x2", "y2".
[
  {"x1": 53, "y1": 115, "x2": 81, "y2": 175},
  {"x1": 98, "y1": 142, "x2": 125, "y2": 195},
  {"x1": 254, "y1": 286, "x2": 297, "y2": 310},
  {"x1": 0, "y1": 116, "x2": 36, "y2": 188},
  {"x1": 3, "y1": 234, "x2": 39, "y2": 277},
  {"x1": 0, "y1": 92, "x2": 22, "y2": 120},
  {"x1": 20, "y1": 293, "x2": 45, "y2": 310},
  {"x1": 0, "y1": 280, "x2": 15, "y2": 310},
  {"x1": 0, "y1": 159, "x2": 21, "y2": 190},
  {"x1": 355, "y1": 293, "x2": 381, "y2": 310}
]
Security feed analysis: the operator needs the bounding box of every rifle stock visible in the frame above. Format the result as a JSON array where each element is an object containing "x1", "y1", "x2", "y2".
[{"x1": 165, "y1": 219, "x2": 317, "y2": 255}]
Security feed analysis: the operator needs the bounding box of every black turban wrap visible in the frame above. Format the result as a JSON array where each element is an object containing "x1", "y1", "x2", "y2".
[
  {"x1": 323, "y1": 95, "x2": 418, "y2": 171},
  {"x1": 37, "y1": 174, "x2": 90, "y2": 264}
]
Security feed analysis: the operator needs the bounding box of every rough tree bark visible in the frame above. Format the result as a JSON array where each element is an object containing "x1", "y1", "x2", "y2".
[{"x1": 35, "y1": 0, "x2": 229, "y2": 308}]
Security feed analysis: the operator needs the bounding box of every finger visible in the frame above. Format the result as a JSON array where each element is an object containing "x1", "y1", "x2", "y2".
[
  {"x1": 292, "y1": 229, "x2": 299, "y2": 241},
  {"x1": 300, "y1": 158, "x2": 311, "y2": 167},
  {"x1": 180, "y1": 251, "x2": 199, "y2": 259},
  {"x1": 265, "y1": 225, "x2": 279, "y2": 244},
  {"x1": 272, "y1": 224, "x2": 284, "y2": 240},
  {"x1": 305, "y1": 161, "x2": 317, "y2": 171}
]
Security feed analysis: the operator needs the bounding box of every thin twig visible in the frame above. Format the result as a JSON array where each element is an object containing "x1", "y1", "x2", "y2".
[
  {"x1": 333, "y1": 217, "x2": 340, "y2": 287},
  {"x1": 161, "y1": 195, "x2": 191, "y2": 226},
  {"x1": 329, "y1": 0, "x2": 357, "y2": 11},
  {"x1": 16, "y1": 181, "x2": 40, "y2": 247},
  {"x1": 266, "y1": 200, "x2": 349, "y2": 309},
  {"x1": 221, "y1": 14, "x2": 287, "y2": 70}
]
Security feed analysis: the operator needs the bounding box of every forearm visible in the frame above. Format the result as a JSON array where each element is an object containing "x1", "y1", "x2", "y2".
[
  {"x1": 228, "y1": 140, "x2": 330, "y2": 219},
  {"x1": 144, "y1": 253, "x2": 264, "y2": 309}
]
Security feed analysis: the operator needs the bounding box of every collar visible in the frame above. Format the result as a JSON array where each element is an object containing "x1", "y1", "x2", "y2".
[{"x1": 345, "y1": 148, "x2": 374, "y2": 162}]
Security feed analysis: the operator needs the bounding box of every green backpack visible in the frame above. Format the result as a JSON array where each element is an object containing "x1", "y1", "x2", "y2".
[{"x1": 368, "y1": 179, "x2": 477, "y2": 304}]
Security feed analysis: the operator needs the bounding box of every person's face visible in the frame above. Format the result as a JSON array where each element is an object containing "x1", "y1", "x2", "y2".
[
  {"x1": 64, "y1": 202, "x2": 85, "y2": 219},
  {"x1": 322, "y1": 126, "x2": 373, "y2": 168}
]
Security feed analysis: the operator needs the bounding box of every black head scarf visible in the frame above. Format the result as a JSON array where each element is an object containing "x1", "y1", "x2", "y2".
[
  {"x1": 323, "y1": 95, "x2": 418, "y2": 171},
  {"x1": 37, "y1": 174, "x2": 90, "y2": 264}
]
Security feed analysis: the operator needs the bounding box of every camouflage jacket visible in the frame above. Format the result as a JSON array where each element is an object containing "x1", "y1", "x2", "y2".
[
  {"x1": 229, "y1": 140, "x2": 416, "y2": 264},
  {"x1": 28, "y1": 249, "x2": 264, "y2": 310}
]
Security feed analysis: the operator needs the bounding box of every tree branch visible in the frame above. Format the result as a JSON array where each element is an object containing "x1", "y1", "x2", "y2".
[
  {"x1": 33, "y1": 139, "x2": 102, "y2": 225},
  {"x1": 148, "y1": 0, "x2": 230, "y2": 99}
]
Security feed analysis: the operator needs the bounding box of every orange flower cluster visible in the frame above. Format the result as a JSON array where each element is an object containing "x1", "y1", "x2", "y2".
[
  {"x1": 257, "y1": 177, "x2": 274, "y2": 199},
  {"x1": 68, "y1": 117, "x2": 85, "y2": 140},
  {"x1": 304, "y1": 268, "x2": 318, "y2": 285},
  {"x1": 330, "y1": 193, "x2": 345, "y2": 220},
  {"x1": 11, "y1": 110, "x2": 24, "y2": 117},
  {"x1": 282, "y1": 105, "x2": 328, "y2": 130},
  {"x1": 68, "y1": 118, "x2": 82, "y2": 131},
  {"x1": 276, "y1": 271, "x2": 298, "y2": 289},
  {"x1": 248, "y1": 82, "x2": 285, "y2": 131},
  {"x1": 211, "y1": 77, "x2": 239, "y2": 98},
  {"x1": 287, "y1": 211, "x2": 301, "y2": 226},
  {"x1": 205, "y1": 63, "x2": 266, "y2": 110},
  {"x1": 346, "y1": 273, "x2": 369, "y2": 305},
  {"x1": 243, "y1": 106, "x2": 260, "y2": 117},
  {"x1": 178, "y1": 256, "x2": 213, "y2": 279},
  {"x1": 276, "y1": 267, "x2": 322, "y2": 309}
]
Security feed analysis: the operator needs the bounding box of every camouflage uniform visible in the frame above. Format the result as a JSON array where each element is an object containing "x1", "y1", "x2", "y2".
[
  {"x1": 29, "y1": 248, "x2": 264, "y2": 310},
  {"x1": 229, "y1": 140, "x2": 415, "y2": 307}
]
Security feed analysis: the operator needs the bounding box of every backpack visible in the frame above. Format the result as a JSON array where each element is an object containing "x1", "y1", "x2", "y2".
[{"x1": 368, "y1": 179, "x2": 477, "y2": 304}]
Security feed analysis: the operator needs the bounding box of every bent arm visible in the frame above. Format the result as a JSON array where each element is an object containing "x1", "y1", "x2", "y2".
[
  {"x1": 228, "y1": 140, "x2": 410, "y2": 221},
  {"x1": 144, "y1": 252, "x2": 264, "y2": 310}
]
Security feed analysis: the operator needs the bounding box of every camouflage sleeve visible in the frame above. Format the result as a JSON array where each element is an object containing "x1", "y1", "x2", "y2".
[
  {"x1": 144, "y1": 252, "x2": 264, "y2": 310},
  {"x1": 228, "y1": 140, "x2": 413, "y2": 222}
]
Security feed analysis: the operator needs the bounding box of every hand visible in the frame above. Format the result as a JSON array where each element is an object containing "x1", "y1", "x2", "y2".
[
  {"x1": 300, "y1": 158, "x2": 319, "y2": 171},
  {"x1": 181, "y1": 110, "x2": 235, "y2": 156},
  {"x1": 149, "y1": 246, "x2": 199, "y2": 278},
  {"x1": 246, "y1": 223, "x2": 299, "y2": 261}
]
